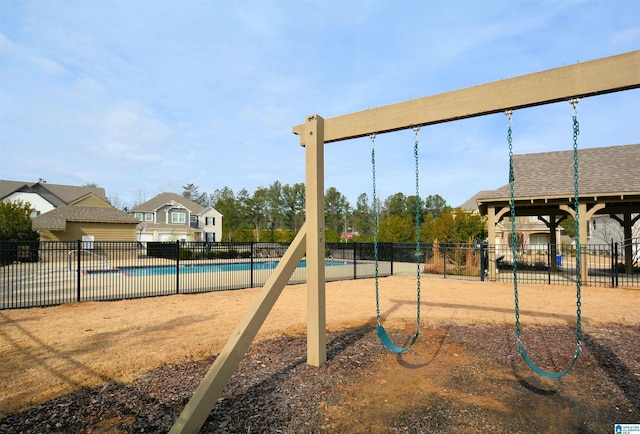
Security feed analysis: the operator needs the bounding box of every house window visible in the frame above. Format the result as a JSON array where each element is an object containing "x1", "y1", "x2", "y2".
[
  {"x1": 206, "y1": 217, "x2": 215, "y2": 226},
  {"x1": 171, "y1": 212, "x2": 186, "y2": 224},
  {"x1": 134, "y1": 212, "x2": 143, "y2": 221},
  {"x1": 190, "y1": 215, "x2": 197, "y2": 224},
  {"x1": 145, "y1": 213, "x2": 153, "y2": 222},
  {"x1": 530, "y1": 234, "x2": 548, "y2": 250}
]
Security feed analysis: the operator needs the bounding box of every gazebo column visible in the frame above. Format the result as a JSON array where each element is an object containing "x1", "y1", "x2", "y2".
[
  {"x1": 486, "y1": 205, "x2": 510, "y2": 281},
  {"x1": 560, "y1": 203, "x2": 591, "y2": 284},
  {"x1": 610, "y1": 211, "x2": 640, "y2": 274},
  {"x1": 487, "y1": 206, "x2": 496, "y2": 281},
  {"x1": 578, "y1": 203, "x2": 589, "y2": 284},
  {"x1": 538, "y1": 213, "x2": 566, "y2": 272}
]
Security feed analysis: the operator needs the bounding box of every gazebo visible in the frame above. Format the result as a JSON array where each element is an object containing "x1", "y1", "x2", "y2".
[{"x1": 476, "y1": 143, "x2": 640, "y2": 281}]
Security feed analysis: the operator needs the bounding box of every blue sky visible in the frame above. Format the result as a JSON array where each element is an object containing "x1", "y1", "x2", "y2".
[{"x1": 1, "y1": 0, "x2": 638, "y2": 209}]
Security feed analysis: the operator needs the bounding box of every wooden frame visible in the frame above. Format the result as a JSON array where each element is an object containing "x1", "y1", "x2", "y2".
[
  {"x1": 171, "y1": 50, "x2": 639, "y2": 433},
  {"x1": 292, "y1": 51, "x2": 639, "y2": 143}
]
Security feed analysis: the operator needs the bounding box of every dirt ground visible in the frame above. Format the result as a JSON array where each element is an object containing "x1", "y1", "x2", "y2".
[{"x1": 1, "y1": 276, "x2": 639, "y2": 433}]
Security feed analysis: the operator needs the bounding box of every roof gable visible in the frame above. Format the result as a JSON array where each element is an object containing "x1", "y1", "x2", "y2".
[
  {"x1": 0, "y1": 181, "x2": 31, "y2": 200},
  {"x1": 69, "y1": 193, "x2": 111, "y2": 207},
  {"x1": 0, "y1": 180, "x2": 106, "y2": 204},
  {"x1": 130, "y1": 192, "x2": 208, "y2": 214},
  {"x1": 33, "y1": 191, "x2": 137, "y2": 231},
  {"x1": 33, "y1": 204, "x2": 139, "y2": 230}
]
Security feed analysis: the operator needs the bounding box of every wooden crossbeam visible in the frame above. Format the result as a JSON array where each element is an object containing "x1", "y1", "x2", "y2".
[{"x1": 292, "y1": 50, "x2": 640, "y2": 144}]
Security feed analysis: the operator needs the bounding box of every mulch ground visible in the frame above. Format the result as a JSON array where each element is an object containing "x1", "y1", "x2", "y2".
[{"x1": 2, "y1": 322, "x2": 638, "y2": 433}]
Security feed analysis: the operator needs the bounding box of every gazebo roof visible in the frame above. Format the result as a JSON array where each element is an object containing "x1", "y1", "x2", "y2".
[{"x1": 477, "y1": 144, "x2": 640, "y2": 215}]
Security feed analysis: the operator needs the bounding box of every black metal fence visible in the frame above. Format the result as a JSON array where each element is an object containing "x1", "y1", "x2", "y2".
[
  {"x1": 1, "y1": 240, "x2": 638, "y2": 309},
  {"x1": 492, "y1": 241, "x2": 640, "y2": 287}
]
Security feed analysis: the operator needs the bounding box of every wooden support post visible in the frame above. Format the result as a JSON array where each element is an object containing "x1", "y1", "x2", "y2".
[
  {"x1": 170, "y1": 224, "x2": 308, "y2": 434},
  {"x1": 304, "y1": 115, "x2": 327, "y2": 367},
  {"x1": 578, "y1": 203, "x2": 589, "y2": 284},
  {"x1": 538, "y1": 215, "x2": 565, "y2": 272}
]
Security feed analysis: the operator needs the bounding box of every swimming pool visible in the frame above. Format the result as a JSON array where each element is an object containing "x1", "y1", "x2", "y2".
[{"x1": 94, "y1": 260, "x2": 351, "y2": 276}]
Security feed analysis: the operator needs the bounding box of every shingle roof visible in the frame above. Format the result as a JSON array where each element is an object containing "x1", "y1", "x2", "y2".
[
  {"x1": 0, "y1": 180, "x2": 106, "y2": 203},
  {"x1": 0, "y1": 181, "x2": 30, "y2": 199},
  {"x1": 459, "y1": 191, "x2": 493, "y2": 211},
  {"x1": 32, "y1": 205, "x2": 139, "y2": 230},
  {"x1": 130, "y1": 192, "x2": 208, "y2": 214},
  {"x1": 477, "y1": 144, "x2": 640, "y2": 201},
  {"x1": 43, "y1": 183, "x2": 106, "y2": 202}
]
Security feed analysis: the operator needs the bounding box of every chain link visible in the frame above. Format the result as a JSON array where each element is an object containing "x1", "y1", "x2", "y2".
[
  {"x1": 506, "y1": 110, "x2": 521, "y2": 338},
  {"x1": 571, "y1": 99, "x2": 583, "y2": 347},
  {"x1": 371, "y1": 134, "x2": 380, "y2": 325},
  {"x1": 508, "y1": 103, "x2": 583, "y2": 375},
  {"x1": 372, "y1": 129, "x2": 422, "y2": 329},
  {"x1": 413, "y1": 127, "x2": 422, "y2": 327}
]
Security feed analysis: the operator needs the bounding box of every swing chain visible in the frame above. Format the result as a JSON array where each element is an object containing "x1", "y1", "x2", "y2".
[
  {"x1": 372, "y1": 129, "x2": 422, "y2": 330},
  {"x1": 413, "y1": 126, "x2": 422, "y2": 327},
  {"x1": 506, "y1": 110, "x2": 521, "y2": 339},
  {"x1": 371, "y1": 134, "x2": 381, "y2": 325},
  {"x1": 570, "y1": 99, "x2": 583, "y2": 348},
  {"x1": 508, "y1": 104, "x2": 584, "y2": 377}
]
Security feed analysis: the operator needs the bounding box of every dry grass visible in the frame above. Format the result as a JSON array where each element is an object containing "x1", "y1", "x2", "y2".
[{"x1": 1, "y1": 276, "x2": 638, "y2": 420}]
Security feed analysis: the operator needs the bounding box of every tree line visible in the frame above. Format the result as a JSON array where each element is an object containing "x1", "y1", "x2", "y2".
[{"x1": 181, "y1": 182, "x2": 487, "y2": 244}]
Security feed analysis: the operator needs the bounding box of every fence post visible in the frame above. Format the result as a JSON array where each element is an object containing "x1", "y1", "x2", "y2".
[
  {"x1": 176, "y1": 240, "x2": 180, "y2": 294},
  {"x1": 443, "y1": 244, "x2": 447, "y2": 279},
  {"x1": 614, "y1": 241, "x2": 619, "y2": 288},
  {"x1": 390, "y1": 243, "x2": 394, "y2": 276},
  {"x1": 610, "y1": 239, "x2": 614, "y2": 288},
  {"x1": 353, "y1": 242, "x2": 357, "y2": 280},
  {"x1": 77, "y1": 240, "x2": 81, "y2": 302},
  {"x1": 250, "y1": 241, "x2": 254, "y2": 288},
  {"x1": 547, "y1": 244, "x2": 551, "y2": 285}
]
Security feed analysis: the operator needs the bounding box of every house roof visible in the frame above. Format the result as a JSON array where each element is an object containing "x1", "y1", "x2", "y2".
[
  {"x1": 0, "y1": 180, "x2": 106, "y2": 204},
  {"x1": 476, "y1": 144, "x2": 640, "y2": 203},
  {"x1": 459, "y1": 191, "x2": 493, "y2": 212},
  {"x1": 32, "y1": 204, "x2": 139, "y2": 230},
  {"x1": 0, "y1": 180, "x2": 30, "y2": 199},
  {"x1": 130, "y1": 192, "x2": 209, "y2": 214}
]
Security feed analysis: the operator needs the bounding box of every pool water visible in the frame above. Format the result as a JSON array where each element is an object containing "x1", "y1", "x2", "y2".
[{"x1": 95, "y1": 260, "x2": 350, "y2": 276}]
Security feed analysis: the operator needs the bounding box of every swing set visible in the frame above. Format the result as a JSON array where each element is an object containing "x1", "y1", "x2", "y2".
[
  {"x1": 371, "y1": 128, "x2": 423, "y2": 354},
  {"x1": 505, "y1": 102, "x2": 583, "y2": 379},
  {"x1": 371, "y1": 100, "x2": 583, "y2": 368},
  {"x1": 170, "y1": 51, "x2": 639, "y2": 433}
]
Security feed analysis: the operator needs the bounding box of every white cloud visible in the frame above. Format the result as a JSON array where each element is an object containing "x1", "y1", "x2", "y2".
[
  {"x1": 91, "y1": 102, "x2": 175, "y2": 164},
  {"x1": 1, "y1": 0, "x2": 637, "y2": 209},
  {"x1": 610, "y1": 26, "x2": 640, "y2": 46}
]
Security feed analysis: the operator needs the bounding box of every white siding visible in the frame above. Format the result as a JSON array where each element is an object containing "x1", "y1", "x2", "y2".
[{"x1": 4, "y1": 192, "x2": 55, "y2": 214}]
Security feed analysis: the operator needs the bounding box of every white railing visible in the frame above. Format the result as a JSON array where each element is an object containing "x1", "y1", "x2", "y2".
[{"x1": 68, "y1": 249, "x2": 109, "y2": 271}]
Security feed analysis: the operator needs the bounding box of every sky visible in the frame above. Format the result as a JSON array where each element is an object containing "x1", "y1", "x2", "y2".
[{"x1": 1, "y1": 0, "x2": 638, "y2": 210}]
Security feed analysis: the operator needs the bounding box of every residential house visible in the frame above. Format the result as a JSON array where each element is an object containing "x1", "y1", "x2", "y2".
[
  {"x1": 1, "y1": 180, "x2": 139, "y2": 242},
  {"x1": 1, "y1": 180, "x2": 106, "y2": 217},
  {"x1": 32, "y1": 193, "x2": 139, "y2": 241},
  {"x1": 130, "y1": 192, "x2": 222, "y2": 243}
]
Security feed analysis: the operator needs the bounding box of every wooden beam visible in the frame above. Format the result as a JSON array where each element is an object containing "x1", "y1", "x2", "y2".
[
  {"x1": 303, "y1": 115, "x2": 327, "y2": 367},
  {"x1": 292, "y1": 50, "x2": 640, "y2": 143},
  {"x1": 170, "y1": 224, "x2": 308, "y2": 434}
]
